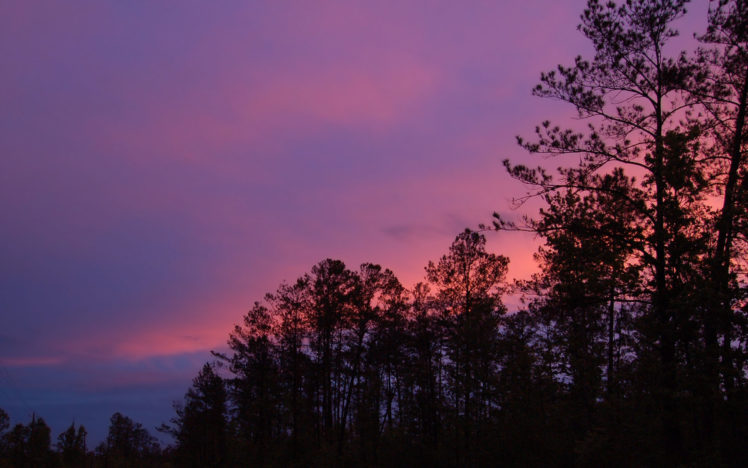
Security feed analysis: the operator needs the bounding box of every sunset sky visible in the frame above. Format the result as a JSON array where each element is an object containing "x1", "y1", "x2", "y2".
[{"x1": 0, "y1": 0, "x2": 708, "y2": 443}]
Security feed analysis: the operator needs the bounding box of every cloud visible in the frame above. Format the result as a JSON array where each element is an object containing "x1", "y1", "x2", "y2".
[
  {"x1": 0, "y1": 356, "x2": 65, "y2": 367},
  {"x1": 0, "y1": 1, "x2": 592, "y2": 436},
  {"x1": 382, "y1": 224, "x2": 445, "y2": 242}
]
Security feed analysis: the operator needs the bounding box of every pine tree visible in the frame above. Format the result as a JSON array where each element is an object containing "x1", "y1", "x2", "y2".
[
  {"x1": 496, "y1": 0, "x2": 724, "y2": 463},
  {"x1": 425, "y1": 229, "x2": 508, "y2": 466},
  {"x1": 57, "y1": 422, "x2": 87, "y2": 468},
  {"x1": 160, "y1": 363, "x2": 228, "y2": 467}
]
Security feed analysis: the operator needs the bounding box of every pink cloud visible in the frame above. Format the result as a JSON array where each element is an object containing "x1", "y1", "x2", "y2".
[
  {"x1": 2, "y1": 0, "x2": 606, "y2": 369},
  {"x1": 0, "y1": 356, "x2": 65, "y2": 367},
  {"x1": 243, "y1": 63, "x2": 438, "y2": 128},
  {"x1": 86, "y1": 58, "x2": 439, "y2": 169}
]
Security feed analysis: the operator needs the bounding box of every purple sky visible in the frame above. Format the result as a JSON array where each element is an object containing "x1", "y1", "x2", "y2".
[{"x1": 0, "y1": 0, "x2": 708, "y2": 445}]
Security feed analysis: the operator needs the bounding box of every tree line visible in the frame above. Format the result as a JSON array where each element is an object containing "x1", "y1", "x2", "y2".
[
  {"x1": 0, "y1": 409, "x2": 163, "y2": 467},
  {"x1": 162, "y1": 233, "x2": 515, "y2": 467},
  {"x1": 2, "y1": 0, "x2": 746, "y2": 466}
]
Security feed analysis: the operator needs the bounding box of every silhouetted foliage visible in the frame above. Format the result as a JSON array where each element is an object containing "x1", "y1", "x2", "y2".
[
  {"x1": 173, "y1": 231, "x2": 513, "y2": 466},
  {"x1": 97, "y1": 412, "x2": 160, "y2": 468},
  {"x1": 0, "y1": 414, "x2": 56, "y2": 468},
  {"x1": 425, "y1": 229, "x2": 508, "y2": 466},
  {"x1": 56, "y1": 422, "x2": 87, "y2": 468},
  {"x1": 494, "y1": 0, "x2": 748, "y2": 465},
  {"x1": 0, "y1": 409, "x2": 7, "y2": 437},
  {"x1": 0, "y1": 408, "x2": 8, "y2": 465},
  {"x1": 159, "y1": 363, "x2": 228, "y2": 467}
]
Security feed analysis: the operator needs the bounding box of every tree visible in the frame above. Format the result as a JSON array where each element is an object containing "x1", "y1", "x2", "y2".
[
  {"x1": 0, "y1": 407, "x2": 8, "y2": 463},
  {"x1": 215, "y1": 302, "x2": 280, "y2": 463},
  {"x1": 0, "y1": 408, "x2": 8, "y2": 436},
  {"x1": 305, "y1": 259, "x2": 359, "y2": 455},
  {"x1": 2, "y1": 415, "x2": 55, "y2": 468},
  {"x1": 497, "y1": 0, "x2": 707, "y2": 462},
  {"x1": 100, "y1": 412, "x2": 160, "y2": 467},
  {"x1": 4, "y1": 422, "x2": 31, "y2": 468},
  {"x1": 57, "y1": 422, "x2": 87, "y2": 468},
  {"x1": 516, "y1": 171, "x2": 643, "y2": 464},
  {"x1": 425, "y1": 229, "x2": 509, "y2": 466},
  {"x1": 696, "y1": 0, "x2": 748, "y2": 300},
  {"x1": 398, "y1": 282, "x2": 445, "y2": 465},
  {"x1": 494, "y1": 310, "x2": 562, "y2": 466},
  {"x1": 267, "y1": 277, "x2": 315, "y2": 464},
  {"x1": 690, "y1": 0, "x2": 748, "y2": 461},
  {"x1": 351, "y1": 263, "x2": 407, "y2": 463},
  {"x1": 160, "y1": 363, "x2": 228, "y2": 467}
]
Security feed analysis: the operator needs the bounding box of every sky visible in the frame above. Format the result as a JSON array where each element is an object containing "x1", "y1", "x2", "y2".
[{"x1": 0, "y1": 0, "x2": 709, "y2": 445}]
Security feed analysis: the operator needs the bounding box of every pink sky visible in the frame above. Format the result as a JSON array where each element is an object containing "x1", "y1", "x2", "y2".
[{"x1": 0, "y1": 0, "x2": 708, "y2": 443}]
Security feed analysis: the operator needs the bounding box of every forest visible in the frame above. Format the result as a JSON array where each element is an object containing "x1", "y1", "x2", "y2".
[{"x1": 1, "y1": 0, "x2": 747, "y2": 466}]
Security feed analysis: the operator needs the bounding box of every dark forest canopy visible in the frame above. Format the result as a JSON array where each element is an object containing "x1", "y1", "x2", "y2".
[{"x1": 2, "y1": 0, "x2": 747, "y2": 466}]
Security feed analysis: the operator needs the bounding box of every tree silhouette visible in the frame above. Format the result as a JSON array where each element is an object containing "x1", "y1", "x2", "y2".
[
  {"x1": 690, "y1": 0, "x2": 748, "y2": 460},
  {"x1": 497, "y1": 0, "x2": 747, "y2": 464},
  {"x1": 98, "y1": 412, "x2": 160, "y2": 467},
  {"x1": 0, "y1": 407, "x2": 8, "y2": 464},
  {"x1": 215, "y1": 302, "x2": 280, "y2": 464},
  {"x1": 57, "y1": 422, "x2": 87, "y2": 468},
  {"x1": 266, "y1": 276, "x2": 315, "y2": 465},
  {"x1": 1, "y1": 415, "x2": 55, "y2": 468},
  {"x1": 159, "y1": 363, "x2": 228, "y2": 467},
  {"x1": 425, "y1": 229, "x2": 508, "y2": 466}
]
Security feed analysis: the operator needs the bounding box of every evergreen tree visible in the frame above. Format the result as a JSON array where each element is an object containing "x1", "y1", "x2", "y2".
[
  {"x1": 267, "y1": 277, "x2": 315, "y2": 465},
  {"x1": 497, "y1": 0, "x2": 747, "y2": 464},
  {"x1": 690, "y1": 0, "x2": 748, "y2": 461},
  {"x1": 425, "y1": 229, "x2": 508, "y2": 466},
  {"x1": 2, "y1": 415, "x2": 56, "y2": 468},
  {"x1": 306, "y1": 259, "x2": 359, "y2": 457},
  {"x1": 399, "y1": 282, "x2": 445, "y2": 465},
  {"x1": 57, "y1": 422, "x2": 87, "y2": 468},
  {"x1": 0, "y1": 408, "x2": 8, "y2": 464},
  {"x1": 215, "y1": 302, "x2": 280, "y2": 464},
  {"x1": 4, "y1": 422, "x2": 31, "y2": 468},
  {"x1": 99, "y1": 412, "x2": 160, "y2": 468},
  {"x1": 160, "y1": 363, "x2": 228, "y2": 467},
  {"x1": 352, "y1": 264, "x2": 407, "y2": 463}
]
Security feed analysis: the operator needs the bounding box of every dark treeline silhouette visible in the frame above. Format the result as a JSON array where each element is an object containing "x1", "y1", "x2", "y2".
[
  {"x1": 1, "y1": 0, "x2": 746, "y2": 466},
  {"x1": 162, "y1": 231, "x2": 513, "y2": 467},
  {"x1": 0, "y1": 409, "x2": 165, "y2": 467}
]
